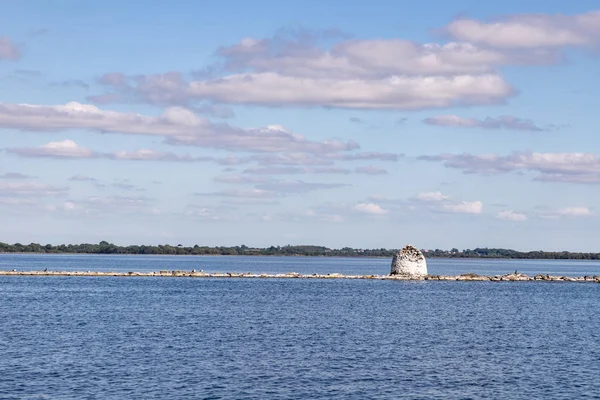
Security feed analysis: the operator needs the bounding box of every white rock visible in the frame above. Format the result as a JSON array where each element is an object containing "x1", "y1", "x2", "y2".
[{"x1": 390, "y1": 245, "x2": 427, "y2": 276}]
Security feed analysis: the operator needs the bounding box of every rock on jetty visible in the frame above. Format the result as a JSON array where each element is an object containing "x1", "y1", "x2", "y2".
[{"x1": 390, "y1": 245, "x2": 427, "y2": 277}]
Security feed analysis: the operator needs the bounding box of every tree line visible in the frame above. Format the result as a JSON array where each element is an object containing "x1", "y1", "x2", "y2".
[{"x1": 0, "y1": 241, "x2": 599, "y2": 259}]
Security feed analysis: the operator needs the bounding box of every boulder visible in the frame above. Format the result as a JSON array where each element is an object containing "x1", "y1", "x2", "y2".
[{"x1": 390, "y1": 245, "x2": 428, "y2": 277}]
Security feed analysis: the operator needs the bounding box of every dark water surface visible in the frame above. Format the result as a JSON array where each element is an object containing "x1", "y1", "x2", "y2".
[{"x1": 1, "y1": 257, "x2": 600, "y2": 399}]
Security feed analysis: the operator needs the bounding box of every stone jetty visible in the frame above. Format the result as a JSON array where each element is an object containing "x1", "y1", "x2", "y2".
[{"x1": 0, "y1": 270, "x2": 599, "y2": 282}]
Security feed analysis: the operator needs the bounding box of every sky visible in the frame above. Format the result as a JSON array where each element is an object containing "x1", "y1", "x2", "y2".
[{"x1": 1, "y1": 0, "x2": 600, "y2": 251}]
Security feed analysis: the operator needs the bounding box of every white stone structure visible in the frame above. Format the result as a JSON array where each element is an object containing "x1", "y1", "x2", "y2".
[{"x1": 390, "y1": 245, "x2": 428, "y2": 276}]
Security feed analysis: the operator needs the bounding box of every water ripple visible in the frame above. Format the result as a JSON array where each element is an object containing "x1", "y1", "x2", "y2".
[{"x1": 1, "y1": 269, "x2": 599, "y2": 398}]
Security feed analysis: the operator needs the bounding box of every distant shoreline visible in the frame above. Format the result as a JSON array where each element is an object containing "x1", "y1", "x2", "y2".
[
  {"x1": 2, "y1": 251, "x2": 600, "y2": 261},
  {"x1": 2, "y1": 241, "x2": 600, "y2": 260}
]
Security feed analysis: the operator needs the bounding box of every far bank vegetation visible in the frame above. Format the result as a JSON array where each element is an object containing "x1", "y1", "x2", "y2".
[{"x1": 1, "y1": 242, "x2": 599, "y2": 260}]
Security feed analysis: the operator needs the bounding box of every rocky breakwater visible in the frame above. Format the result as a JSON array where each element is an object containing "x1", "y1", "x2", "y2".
[
  {"x1": 424, "y1": 272, "x2": 600, "y2": 282},
  {"x1": 390, "y1": 244, "x2": 428, "y2": 278},
  {"x1": 0, "y1": 270, "x2": 599, "y2": 282}
]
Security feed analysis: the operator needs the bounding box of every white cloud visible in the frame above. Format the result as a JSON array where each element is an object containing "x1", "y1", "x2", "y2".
[
  {"x1": 243, "y1": 166, "x2": 352, "y2": 175},
  {"x1": 0, "y1": 101, "x2": 357, "y2": 154},
  {"x1": 111, "y1": 181, "x2": 145, "y2": 192},
  {"x1": 330, "y1": 40, "x2": 552, "y2": 75},
  {"x1": 0, "y1": 181, "x2": 68, "y2": 197},
  {"x1": 333, "y1": 152, "x2": 402, "y2": 162},
  {"x1": 445, "y1": 10, "x2": 600, "y2": 49},
  {"x1": 218, "y1": 35, "x2": 549, "y2": 77},
  {"x1": 214, "y1": 174, "x2": 268, "y2": 184},
  {"x1": 8, "y1": 139, "x2": 95, "y2": 158},
  {"x1": 497, "y1": 210, "x2": 527, "y2": 221},
  {"x1": 69, "y1": 175, "x2": 98, "y2": 182},
  {"x1": 196, "y1": 189, "x2": 276, "y2": 199},
  {"x1": 241, "y1": 153, "x2": 335, "y2": 166},
  {"x1": 111, "y1": 149, "x2": 211, "y2": 162},
  {"x1": 45, "y1": 201, "x2": 78, "y2": 212},
  {"x1": 213, "y1": 174, "x2": 350, "y2": 194},
  {"x1": 78, "y1": 195, "x2": 150, "y2": 207},
  {"x1": 443, "y1": 201, "x2": 483, "y2": 214},
  {"x1": 0, "y1": 37, "x2": 20, "y2": 60},
  {"x1": 73, "y1": 195, "x2": 156, "y2": 215},
  {"x1": 419, "y1": 151, "x2": 600, "y2": 183},
  {"x1": 539, "y1": 206, "x2": 593, "y2": 219},
  {"x1": 416, "y1": 191, "x2": 450, "y2": 202},
  {"x1": 556, "y1": 207, "x2": 592, "y2": 217},
  {"x1": 83, "y1": 18, "x2": 600, "y2": 112},
  {"x1": 94, "y1": 70, "x2": 514, "y2": 111},
  {"x1": 8, "y1": 141, "x2": 232, "y2": 164},
  {"x1": 424, "y1": 114, "x2": 544, "y2": 131},
  {"x1": 243, "y1": 151, "x2": 400, "y2": 167},
  {"x1": 63, "y1": 201, "x2": 77, "y2": 211},
  {"x1": 90, "y1": 30, "x2": 526, "y2": 111},
  {"x1": 353, "y1": 202, "x2": 389, "y2": 215},
  {"x1": 8, "y1": 139, "x2": 399, "y2": 177},
  {"x1": 533, "y1": 173, "x2": 600, "y2": 184},
  {"x1": 183, "y1": 72, "x2": 512, "y2": 110},
  {"x1": 0, "y1": 172, "x2": 33, "y2": 180},
  {"x1": 40, "y1": 195, "x2": 160, "y2": 217},
  {"x1": 98, "y1": 72, "x2": 128, "y2": 87}
]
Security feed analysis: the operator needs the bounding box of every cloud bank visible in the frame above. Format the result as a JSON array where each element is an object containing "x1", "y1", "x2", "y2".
[
  {"x1": 420, "y1": 152, "x2": 600, "y2": 184},
  {"x1": 445, "y1": 10, "x2": 600, "y2": 49},
  {"x1": 0, "y1": 102, "x2": 357, "y2": 154},
  {"x1": 424, "y1": 115, "x2": 545, "y2": 131},
  {"x1": 89, "y1": 28, "x2": 539, "y2": 110}
]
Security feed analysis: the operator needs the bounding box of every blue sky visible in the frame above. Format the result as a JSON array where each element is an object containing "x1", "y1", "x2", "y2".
[{"x1": 1, "y1": 1, "x2": 600, "y2": 251}]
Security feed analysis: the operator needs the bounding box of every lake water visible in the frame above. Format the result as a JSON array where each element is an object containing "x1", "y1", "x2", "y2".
[
  {"x1": 3, "y1": 253, "x2": 600, "y2": 277},
  {"x1": 1, "y1": 255, "x2": 599, "y2": 399}
]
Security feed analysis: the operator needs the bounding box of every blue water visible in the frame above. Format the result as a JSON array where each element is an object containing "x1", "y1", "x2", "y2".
[
  {"x1": 2, "y1": 253, "x2": 600, "y2": 276},
  {"x1": 1, "y1": 256, "x2": 599, "y2": 399}
]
